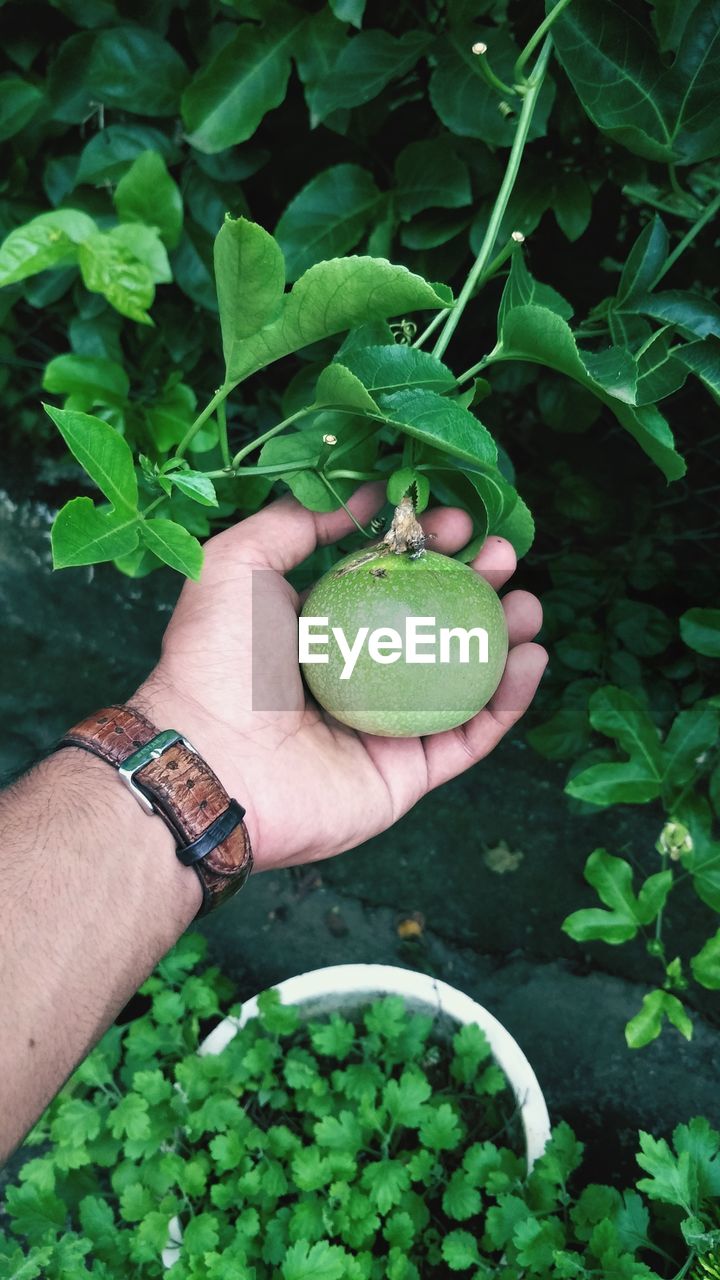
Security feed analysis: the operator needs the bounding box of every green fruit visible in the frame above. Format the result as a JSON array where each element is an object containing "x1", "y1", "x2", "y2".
[{"x1": 300, "y1": 546, "x2": 508, "y2": 737}]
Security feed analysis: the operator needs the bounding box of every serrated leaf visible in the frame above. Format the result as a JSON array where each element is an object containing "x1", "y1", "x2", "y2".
[
  {"x1": 378, "y1": 387, "x2": 496, "y2": 469},
  {"x1": 339, "y1": 343, "x2": 456, "y2": 394},
  {"x1": 282, "y1": 1240, "x2": 348, "y2": 1280},
  {"x1": 386, "y1": 466, "x2": 430, "y2": 513},
  {"x1": 224, "y1": 256, "x2": 451, "y2": 384},
  {"x1": 276, "y1": 164, "x2": 382, "y2": 281},
  {"x1": 140, "y1": 518, "x2": 203, "y2": 579},
  {"x1": 315, "y1": 362, "x2": 379, "y2": 413},
  {"x1": 441, "y1": 1228, "x2": 481, "y2": 1271}
]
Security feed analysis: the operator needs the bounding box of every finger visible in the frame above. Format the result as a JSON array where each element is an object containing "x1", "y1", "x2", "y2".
[
  {"x1": 470, "y1": 536, "x2": 517, "y2": 590},
  {"x1": 206, "y1": 482, "x2": 385, "y2": 576},
  {"x1": 502, "y1": 589, "x2": 543, "y2": 647},
  {"x1": 420, "y1": 506, "x2": 474, "y2": 555},
  {"x1": 423, "y1": 642, "x2": 548, "y2": 790}
]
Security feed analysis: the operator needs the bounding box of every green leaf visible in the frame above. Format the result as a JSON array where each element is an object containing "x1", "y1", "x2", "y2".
[
  {"x1": 494, "y1": 493, "x2": 535, "y2": 557},
  {"x1": 383, "y1": 1070, "x2": 432, "y2": 1127},
  {"x1": 169, "y1": 471, "x2": 219, "y2": 508},
  {"x1": 43, "y1": 355, "x2": 129, "y2": 407},
  {"x1": 634, "y1": 330, "x2": 688, "y2": 405},
  {"x1": 329, "y1": 0, "x2": 366, "y2": 25},
  {"x1": 626, "y1": 990, "x2": 693, "y2": 1048},
  {"x1": 630, "y1": 290, "x2": 720, "y2": 339},
  {"x1": 78, "y1": 226, "x2": 168, "y2": 324},
  {"x1": 676, "y1": 337, "x2": 720, "y2": 403},
  {"x1": 680, "y1": 607, "x2": 720, "y2": 656},
  {"x1": 108, "y1": 1093, "x2": 151, "y2": 1141},
  {"x1": 441, "y1": 1229, "x2": 480, "y2": 1271},
  {"x1": 50, "y1": 26, "x2": 188, "y2": 122},
  {"x1": 497, "y1": 303, "x2": 685, "y2": 480},
  {"x1": 0, "y1": 76, "x2": 43, "y2": 141},
  {"x1": 182, "y1": 12, "x2": 307, "y2": 153},
  {"x1": 394, "y1": 140, "x2": 471, "y2": 220},
  {"x1": 311, "y1": 30, "x2": 431, "y2": 121},
  {"x1": 114, "y1": 151, "x2": 183, "y2": 249},
  {"x1": 315, "y1": 362, "x2": 379, "y2": 413},
  {"x1": 562, "y1": 849, "x2": 672, "y2": 944},
  {"x1": 140, "y1": 518, "x2": 203, "y2": 580},
  {"x1": 361, "y1": 1159, "x2": 411, "y2": 1213},
  {"x1": 691, "y1": 929, "x2": 720, "y2": 989},
  {"x1": 609, "y1": 599, "x2": 673, "y2": 656},
  {"x1": 551, "y1": 0, "x2": 720, "y2": 164},
  {"x1": 276, "y1": 165, "x2": 382, "y2": 281},
  {"x1": 418, "y1": 1102, "x2": 462, "y2": 1151},
  {"x1": 4, "y1": 1184, "x2": 67, "y2": 1244},
  {"x1": 662, "y1": 703, "x2": 720, "y2": 803},
  {"x1": 214, "y1": 216, "x2": 286, "y2": 375},
  {"x1": 224, "y1": 256, "x2": 451, "y2": 384},
  {"x1": 430, "y1": 28, "x2": 555, "y2": 147},
  {"x1": 443, "y1": 1169, "x2": 482, "y2": 1221},
  {"x1": 0, "y1": 209, "x2": 95, "y2": 286},
  {"x1": 183, "y1": 1212, "x2": 220, "y2": 1257},
  {"x1": 378, "y1": 388, "x2": 497, "y2": 469},
  {"x1": 617, "y1": 216, "x2": 668, "y2": 304},
  {"x1": 282, "y1": 1240, "x2": 348, "y2": 1280},
  {"x1": 386, "y1": 467, "x2": 430, "y2": 513},
  {"x1": 339, "y1": 344, "x2": 456, "y2": 395},
  {"x1": 44, "y1": 404, "x2": 138, "y2": 512},
  {"x1": 314, "y1": 1111, "x2": 363, "y2": 1154},
  {"x1": 76, "y1": 123, "x2": 179, "y2": 185},
  {"x1": 551, "y1": 172, "x2": 592, "y2": 241}
]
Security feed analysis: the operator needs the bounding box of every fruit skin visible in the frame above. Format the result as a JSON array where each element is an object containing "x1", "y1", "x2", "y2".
[{"x1": 300, "y1": 546, "x2": 508, "y2": 737}]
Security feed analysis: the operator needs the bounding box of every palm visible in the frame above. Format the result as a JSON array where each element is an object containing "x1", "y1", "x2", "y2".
[{"x1": 146, "y1": 485, "x2": 546, "y2": 872}]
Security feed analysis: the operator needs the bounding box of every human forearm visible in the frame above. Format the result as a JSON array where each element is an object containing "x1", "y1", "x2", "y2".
[{"x1": 0, "y1": 745, "x2": 201, "y2": 1160}]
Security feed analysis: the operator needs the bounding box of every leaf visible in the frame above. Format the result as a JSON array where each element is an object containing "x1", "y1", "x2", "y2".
[
  {"x1": 182, "y1": 12, "x2": 306, "y2": 153},
  {"x1": 50, "y1": 26, "x2": 189, "y2": 122},
  {"x1": 0, "y1": 209, "x2": 96, "y2": 286},
  {"x1": 282, "y1": 1240, "x2": 348, "y2": 1280},
  {"x1": 259, "y1": 417, "x2": 376, "y2": 511},
  {"x1": 441, "y1": 1229, "x2": 481, "y2": 1271},
  {"x1": 680, "y1": 607, "x2": 720, "y2": 656},
  {"x1": 662, "y1": 704, "x2": 720, "y2": 803},
  {"x1": 361, "y1": 1159, "x2": 411, "y2": 1213},
  {"x1": 183, "y1": 1212, "x2": 220, "y2": 1257},
  {"x1": 394, "y1": 140, "x2": 471, "y2": 220},
  {"x1": 443, "y1": 1170, "x2": 482, "y2": 1221},
  {"x1": 566, "y1": 686, "x2": 664, "y2": 805},
  {"x1": 383, "y1": 1070, "x2": 432, "y2": 1126},
  {"x1": 224, "y1": 256, "x2": 451, "y2": 384},
  {"x1": 169, "y1": 471, "x2": 219, "y2": 507},
  {"x1": 214, "y1": 216, "x2": 286, "y2": 376},
  {"x1": 44, "y1": 404, "x2": 138, "y2": 512},
  {"x1": 629, "y1": 290, "x2": 720, "y2": 339},
  {"x1": 494, "y1": 494, "x2": 535, "y2": 557},
  {"x1": 386, "y1": 467, "x2": 430, "y2": 513},
  {"x1": 552, "y1": 172, "x2": 593, "y2": 241},
  {"x1": 43, "y1": 355, "x2": 129, "y2": 407},
  {"x1": 430, "y1": 28, "x2": 555, "y2": 147},
  {"x1": 0, "y1": 76, "x2": 43, "y2": 141},
  {"x1": 378, "y1": 387, "x2": 497, "y2": 469},
  {"x1": 562, "y1": 849, "x2": 672, "y2": 944},
  {"x1": 691, "y1": 929, "x2": 720, "y2": 989},
  {"x1": 108, "y1": 1093, "x2": 150, "y2": 1141},
  {"x1": 276, "y1": 165, "x2": 382, "y2": 281},
  {"x1": 310, "y1": 29, "x2": 432, "y2": 121},
  {"x1": 497, "y1": 304, "x2": 685, "y2": 480},
  {"x1": 315, "y1": 362, "x2": 379, "y2": 413},
  {"x1": 76, "y1": 123, "x2": 179, "y2": 185},
  {"x1": 626, "y1": 990, "x2": 693, "y2": 1049},
  {"x1": 634, "y1": 330, "x2": 688, "y2": 405},
  {"x1": 338, "y1": 343, "x2": 456, "y2": 394},
  {"x1": 617, "y1": 216, "x2": 668, "y2": 304},
  {"x1": 329, "y1": 0, "x2": 366, "y2": 25},
  {"x1": 418, "y1": 1102, "x2": 462, "y2": 1151},
  {"x1": 140, "y1": 518, "x2": 203, "y2": 580},
  {"x1": 551, "y1": 0, "x2": 720, "y2": 164},
  {"x1": 78, "y1": 227, "x2": 167, "y2": 324},
  {"x1": 114, "y1": 151, "x2": 183, "y2": 249},
  {"x1": 676, "y1": 337, "x2": 720, "y2": 403}
]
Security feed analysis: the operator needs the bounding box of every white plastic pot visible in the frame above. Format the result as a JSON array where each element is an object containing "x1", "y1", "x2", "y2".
[{"x1": 163, "y1": 963, "x2": 551, "y2": 1269}]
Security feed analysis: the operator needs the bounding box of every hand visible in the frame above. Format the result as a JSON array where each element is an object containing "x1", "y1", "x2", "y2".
[{"x1": 137, "y1": 484, "x2": 547, "y2": 872}]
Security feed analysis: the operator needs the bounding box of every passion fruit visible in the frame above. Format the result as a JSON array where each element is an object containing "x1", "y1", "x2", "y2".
[{"x1": 300, "y1": 538, "x2": 508, "y2": 738}]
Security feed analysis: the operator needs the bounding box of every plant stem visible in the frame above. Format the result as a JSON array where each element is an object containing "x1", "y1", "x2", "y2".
[
  {"x1": 455, "y1": 351, "x2": 498, "y2": 387},
  {"x1": 515, "y1": 0, "x2": 572, "y2": 79},
  {"x1": 412, "y1": 309, "x2": 450, "y2": 350},
  {"x1": 432, "y1": 36, "x2": 554, "y2": 361},
  {"x1": 473, "y1": 46, "x2": 516, "y2": 98},
  {"x1": 231, "y1": 404, "x2": 318, "y2": 468},
  {"x1": 217, "y1": 400, "x2": 230, "y2": 469},
  {"x1": 175, "y1": 383, "x2": 233, "y2": 459},
  {"x1": 318, "y1": 473, "x2": 375, "y2": 535},
  {"x1": 649, "y1": 189, "x2": 720, "y2": 291}
]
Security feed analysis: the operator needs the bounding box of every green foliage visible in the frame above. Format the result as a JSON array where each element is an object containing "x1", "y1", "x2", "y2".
[{"x1": 1, "y1": 938, "x2": 713, "y2": 1279}]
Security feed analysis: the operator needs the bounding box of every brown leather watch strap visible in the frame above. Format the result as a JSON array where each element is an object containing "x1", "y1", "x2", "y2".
[{"x1": 58, "y1": 705, "x2": 253, "y2": 917}]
